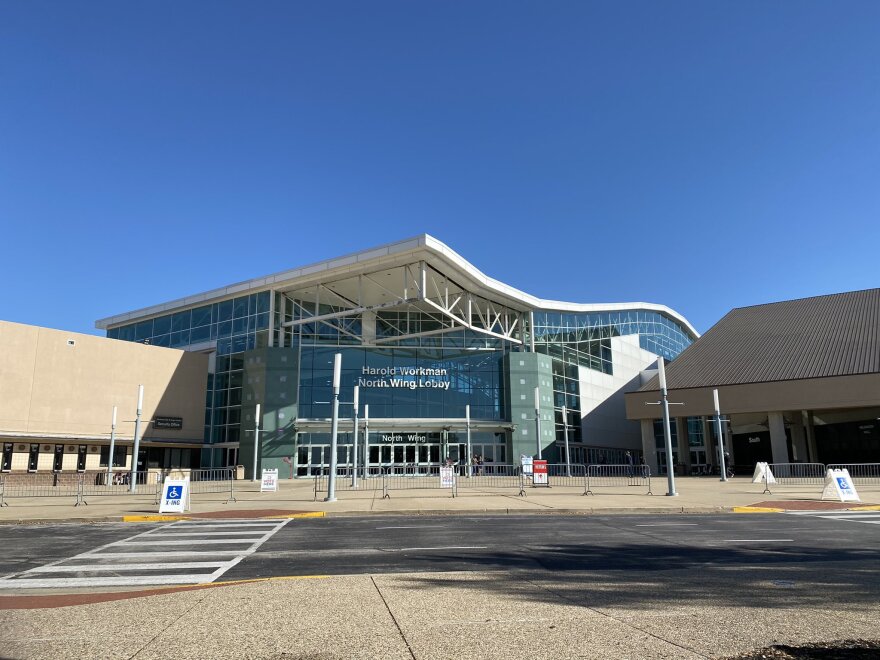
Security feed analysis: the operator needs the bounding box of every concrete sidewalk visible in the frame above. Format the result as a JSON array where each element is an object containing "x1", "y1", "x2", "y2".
[
  {"x1": 1, "y1": 476, "x2": 877, "y2": 523},
  {"x1": 1, "y1": 567, "x2": 878, "y2": 659}
]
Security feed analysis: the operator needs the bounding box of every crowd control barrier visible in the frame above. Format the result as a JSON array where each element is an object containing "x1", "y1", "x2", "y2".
[
  {"x1": 827, "y1": 463, "x2": 880, "y2": 485},
  {"x1": 760, "y1": 462, "x2": 826, "y2": 494},
  {"x1": 585, "y1": 464, "x2": 652, "y2": 496},
  {"x1": 0, "y1": 468, "x2": 235, "y2": 506}
]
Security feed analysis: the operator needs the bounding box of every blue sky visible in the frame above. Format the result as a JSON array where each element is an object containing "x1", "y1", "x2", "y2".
[{"x1": 1, "y1": 1, "x2": 878, "y2": 336}]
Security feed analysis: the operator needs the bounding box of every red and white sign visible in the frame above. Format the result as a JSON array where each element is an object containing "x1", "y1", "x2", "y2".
[{"x1": 533, "y1": 460, "x2": 548, "y2": 485}]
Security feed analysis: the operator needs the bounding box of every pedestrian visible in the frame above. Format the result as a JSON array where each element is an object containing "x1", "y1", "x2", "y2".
[{"x1": 625, "y1": 451, "x2": 634, "y2": 478}]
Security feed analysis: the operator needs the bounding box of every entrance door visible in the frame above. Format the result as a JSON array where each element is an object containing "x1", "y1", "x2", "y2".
[
  {"x1": 53, "y1": 445, "x2": 64, "y2": 472},
  {"x1": 1, "y1": 443, "x2": 11, "y2": 472},
  {"x1": 28, "y1": 444, "x2": 39, "y2": 472},
  {"x1": 77, "y1": 445, "x2": 88, "y2": 472}
]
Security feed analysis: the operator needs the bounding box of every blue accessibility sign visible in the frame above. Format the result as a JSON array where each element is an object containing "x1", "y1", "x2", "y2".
[{"x1": 165, "y1": 485, "x2": 182, "y2": 499}]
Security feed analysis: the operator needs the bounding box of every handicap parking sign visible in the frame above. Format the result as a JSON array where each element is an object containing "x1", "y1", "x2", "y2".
[{"x1": 159, "y1": 478, "x2": 189, "y2": 513}]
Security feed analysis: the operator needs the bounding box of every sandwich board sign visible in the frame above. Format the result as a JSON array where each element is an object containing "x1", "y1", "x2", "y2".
[
  {"x1": 752, "y1": 462, "x2": 776, "y2": 484},
  {"x1": 439, "y1": 465, "x2": 455, "y2": 488},
  {"x1": 533, "y1": 459, "x2": 549, "y2": 486},
  {"x1": 159, "y1": 478, "x2": 189, "y2": 513},
  {"x1": 261, "y1": 468, "x2": 279, "y2": 492},
  {"x1": 821, "y1": 469, "x2": 860, "y2": 503},
  {"x1": 520, "y1": 454, "x2": 534, "y2": 476}
]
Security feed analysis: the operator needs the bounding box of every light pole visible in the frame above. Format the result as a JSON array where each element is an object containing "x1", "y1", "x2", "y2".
[
  {"x1": 658, "y1": 357, "x2": 678, "y2": 497},
  {"x1": 534, "y1": 386, "x2": 542, "y2": 459},
  {"x1": 129, "y1": 385, "x2": 144, "y2": 493},
  {"x1": 363, "y1": 404, "x2": 370, "y2": 480},
  {"x1": 465, "y1": 404, "x2": 472, "y2": 477},
  {"x1": 351, "y1": 385, "x2": 359, "y2": 488},
  {"x1": 714, "y1": 388, "x2": 729, "y2": 482},
  {"x1": 325, "y1": 353, "x2": 342, "y2": 502},
  {"x1": 251, "y1": 403, "x2": 261, "y2": 482},
  {"x1": 107, "y1": 406, "x2": 117, "y2": 484},
  {"x1": 561, "y1": 405, "x2": 571, "y2": 477}
]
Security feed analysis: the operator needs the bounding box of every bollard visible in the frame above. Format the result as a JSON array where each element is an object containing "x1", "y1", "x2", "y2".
[{"x1": 226, "y1": 471, "x2": 237, "y2": 504}]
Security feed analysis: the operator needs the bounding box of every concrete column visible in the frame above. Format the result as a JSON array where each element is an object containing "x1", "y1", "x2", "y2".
[
  {"x1": 767, "y1": 412, "x2": 789, "y2": 463},
  {"x1": 676, "y1": 416, "x2": 690, "y2": 473},
  {"x1": 701, "y1": 416, "x2": 715, "y2": 469},
  {"x1": 802, "y1": 410, "x2": 818, "y2": 462},
  {"x1": 640, "y1": 419, "x2": 658, "y2": 475},
  {"x1": 789, "y1": 415, "x2": 807, "y2": 462}
]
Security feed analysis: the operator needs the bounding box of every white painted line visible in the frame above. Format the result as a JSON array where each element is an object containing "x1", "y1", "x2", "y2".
[
  {"x1": 28, "y1": 561, "x2": 232, "y2": 573},
  {"x1": 78, "y1": 551, "x2": 245, "y2": 559},
  {"x1": 814, "y1": 514, "x2": 880, "y2": 520},
  {"x1": 115, "y1": 538, "x2": 265, "y2": 546},
  {"x1": 390, "y1": 546, "x2": 488, "y2": 551},
  {"x1": 169, "y1": 523, "x2": 279, "y2": 529},
  {"x1": 635, "y1": 524, "x2": 698, "y2": 527},
  {"x1": 0, "y1": 518, "x2": 291, "y2": 590},
  {"x1": 375, "y1": 526, "x2": 448, "y2": 530},
  {"x1": 718, "y1": 539, "x2": 794, "y2": 542},
  {"x1": 0, "y1": 575, "x2": 219, "y2": 589},
  {"x1": 143, "y1": 531, "x2": 276, "y2": 537}
]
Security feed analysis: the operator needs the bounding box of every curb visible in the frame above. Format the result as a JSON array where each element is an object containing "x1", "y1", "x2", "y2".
[{"x1": 122, "y1": 511, "x2": 326, "y2": 523}]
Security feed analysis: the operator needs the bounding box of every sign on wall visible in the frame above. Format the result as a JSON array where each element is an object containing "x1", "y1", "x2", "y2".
[{"x1": 154, "y1": 416, "x2": 183, "y2": 430}]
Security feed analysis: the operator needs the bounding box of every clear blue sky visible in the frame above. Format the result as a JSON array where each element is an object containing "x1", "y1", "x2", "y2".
[{"x1": 1, "y1": 1, "x2": 878, "y2": 336}]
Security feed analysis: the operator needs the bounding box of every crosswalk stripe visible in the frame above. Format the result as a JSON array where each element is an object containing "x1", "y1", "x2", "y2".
[
  {"x1": 785, "y1": 510, "x2": 880, "y2": 526},
  {"x1": 0, "y1": 519, "x2": 289, "y2": 589}
]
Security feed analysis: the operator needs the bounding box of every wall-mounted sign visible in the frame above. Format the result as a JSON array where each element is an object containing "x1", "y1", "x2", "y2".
[
  {"x1": 358, "y1": 366, "x2": 450, "y2": 390},
  {"x1": 380, "y1": 434, "x2": 428, "y2": 443},
  {"x1": 154, "y1": 416, "x2": 183, "y2": 430}
]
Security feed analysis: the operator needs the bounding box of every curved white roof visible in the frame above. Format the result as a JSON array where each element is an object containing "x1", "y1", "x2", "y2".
[{"x1": 96, "y1": 234, "x2": 699, "y2": 338}]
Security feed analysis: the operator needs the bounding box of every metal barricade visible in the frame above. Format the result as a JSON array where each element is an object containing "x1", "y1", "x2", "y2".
[
  {"x1": 827, "y1": 463, "x2": 880, "y2": 485},
  {"x1": 585, "y1": 464, "x2": 652, "y2": 496},
  {"x1": 456, "y1": 464, "x2": 520, "y2": 490},
  {"x1": 313, "y1": 467, "x2": 384, "y2": 501},
  {"x1": 547, "y1": 463, "x2": 587, "y2": 487},
  {"x1": 0, "y1": 472, "x2": 84, "y2": 504},
  {"x1": 80, "y1": 471, "x2": 158, "y2": 498},
  {"x1": 383, "y1": 466, "x2": 450, "y2": 498},
  {"x1": 762, "y1": 463, "x2": 826, "y2": 493}
]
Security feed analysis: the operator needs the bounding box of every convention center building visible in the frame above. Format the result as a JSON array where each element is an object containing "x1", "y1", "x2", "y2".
[{"x1": 95, "y1": 235, "x2": 698, "y2": 479}]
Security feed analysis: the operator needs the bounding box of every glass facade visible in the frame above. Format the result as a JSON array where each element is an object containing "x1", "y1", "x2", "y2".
[{"x1": 106, "y1": 282, "x2": 695, "y2": 473}]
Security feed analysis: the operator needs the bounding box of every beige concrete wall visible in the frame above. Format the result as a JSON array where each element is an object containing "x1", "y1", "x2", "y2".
[
  {"x1": 625, "y1": 372, "x2": 880, "y2": 420},
  {"x1": 0, "y1": 321, "x2": 207, "y2": 443}
]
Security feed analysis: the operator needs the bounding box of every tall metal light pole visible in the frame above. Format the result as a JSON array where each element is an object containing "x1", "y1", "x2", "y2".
[
  {"x1": 534, "y1": 386, "x2": 542, "y2": 459},
  {"x1": 714, "y1": 388, "x2": 729, "y2": 482},
  {"x1": 562, "y1": 405, "x2": 571, "y2": 477},
  {"x1": 351, "y1": 385, "x2": 359, "y2": 488},
  {"x1": 251, "y1": 403, "x2": 261, "y2": 482},
  {"x1": 363, "y1": 404, "x2": 370, "y2": 480},
  {"x1": 657, "y1": 358, "x2": 678, "y2": 496},
  {"x1": 325, "y1": 353, "x2": 342, "y2": 502},
  {"x1": 129, "y1": 385, "x2": 144, "y2": 493},
  {"x1": 465, "y1": 404, "x2": 472, "y2": 477},
  {"x1": 106, "y1": 406, "x2": 118, "y2": 483}
]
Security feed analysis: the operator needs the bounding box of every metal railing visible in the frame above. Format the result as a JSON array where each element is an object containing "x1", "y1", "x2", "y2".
[
  {"x1": 585, "y1": 464, "x2": 652, "y2": 496},
  {"x1": 826, "y1": 463, "x2": 880, "y2": 485},
  {"x1": 0, "y1": 468, "x2": 235, "y2": 506},
  {"x1": 760, "y1": 463, "x2": 826, "y2": 493}
]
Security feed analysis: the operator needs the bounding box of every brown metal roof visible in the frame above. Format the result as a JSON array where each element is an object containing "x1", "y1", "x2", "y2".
[{"x1": 639, "y1": 288, "x2": 880, "y2": 391}]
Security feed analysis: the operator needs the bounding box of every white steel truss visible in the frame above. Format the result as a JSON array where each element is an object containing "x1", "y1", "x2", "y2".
[{"x1": 280, "y1": 261, "x2": 524, "y2": 345}]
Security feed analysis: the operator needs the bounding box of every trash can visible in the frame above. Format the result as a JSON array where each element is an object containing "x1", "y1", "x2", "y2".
[{"x1": 235, "y1": 465, "x2": 245, "y2": 480}]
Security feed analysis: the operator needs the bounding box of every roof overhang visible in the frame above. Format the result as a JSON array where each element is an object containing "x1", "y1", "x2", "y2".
[{"x1": 95, "y1": 234, "x2": 699, "y2": 339}]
